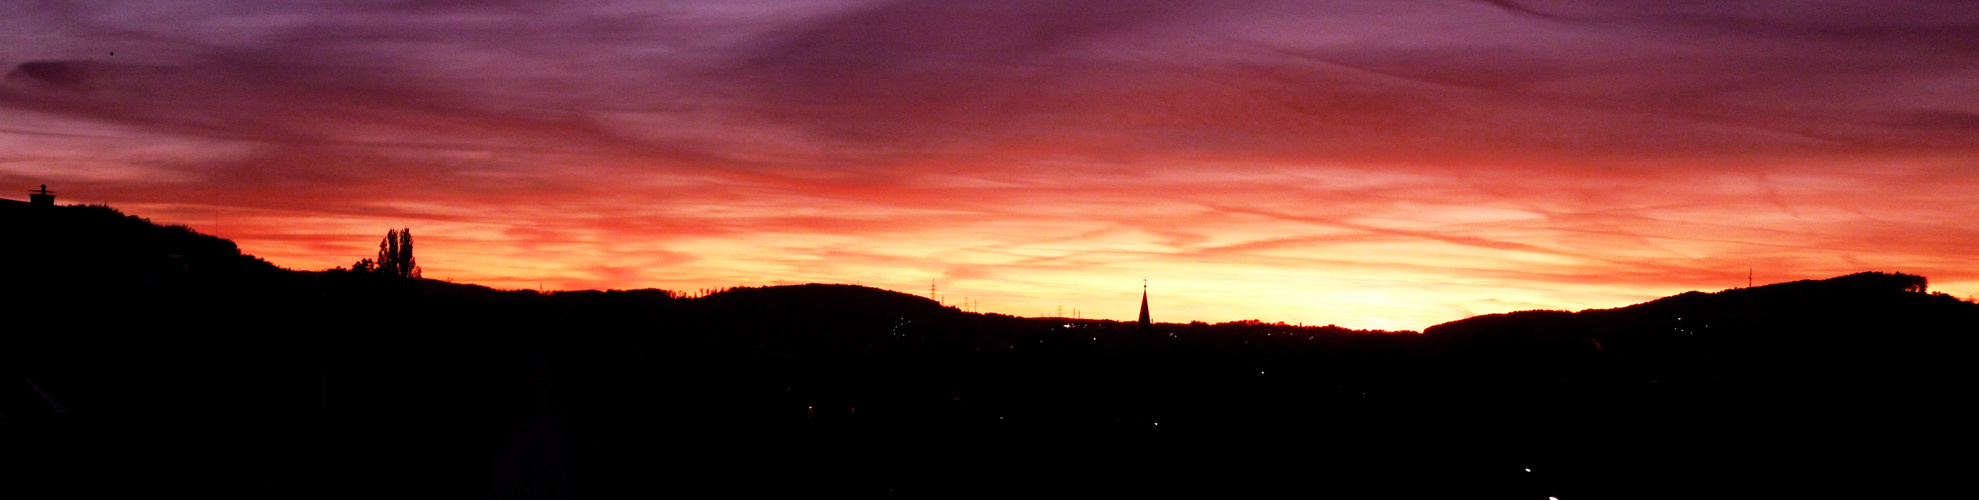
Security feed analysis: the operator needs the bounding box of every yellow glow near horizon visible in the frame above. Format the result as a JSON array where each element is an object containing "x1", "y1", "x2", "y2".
[{"x1": 91, "y1": 158, "x2": 1979, "y2": 332}]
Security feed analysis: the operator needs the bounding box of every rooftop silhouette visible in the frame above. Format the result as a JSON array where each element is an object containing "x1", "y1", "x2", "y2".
[{"x1": 28, "y1": 184, "x2": 55, "y2": 206}]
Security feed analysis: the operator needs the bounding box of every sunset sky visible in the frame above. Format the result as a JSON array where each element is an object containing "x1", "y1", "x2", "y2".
[{"x1": 4, "y1": 0, "x2": 1976, "y2": 330}]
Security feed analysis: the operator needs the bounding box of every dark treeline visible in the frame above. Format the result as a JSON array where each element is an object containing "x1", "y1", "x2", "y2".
[{"x1": 2, "y1": 203, "x2": 1974, "y2": 498}]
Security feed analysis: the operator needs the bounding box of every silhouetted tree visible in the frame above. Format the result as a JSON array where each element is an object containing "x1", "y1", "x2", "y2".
[
  {"x1": 1904, "y1": 275, "x2": 1928, "y2": 293},
  {"x1": 349, "y1": 228, "x2": 420, "y2": 278},
  {"x1": 379, "y1": 228, "x2": 420, "y2": 278}
]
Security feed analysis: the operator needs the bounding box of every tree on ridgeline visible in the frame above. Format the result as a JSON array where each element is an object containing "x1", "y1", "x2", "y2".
[{"x1": 349, "y1": 228, "x2": 420, "y2": 278}]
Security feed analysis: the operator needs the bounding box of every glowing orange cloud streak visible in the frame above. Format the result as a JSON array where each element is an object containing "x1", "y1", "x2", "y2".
[{"x1": 24, "y1": 155, "x2": 1965, "y2": 331}]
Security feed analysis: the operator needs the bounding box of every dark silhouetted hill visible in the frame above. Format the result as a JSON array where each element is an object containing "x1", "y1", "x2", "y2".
[
  {"x1": 1414, "y1": 272, "x2": 1976, "y2": 497},
  {"x1": 4, "y1": 202, "x2": 1973, "y2": 498},
  {"x1": 0, "y1": 203, "x2": 290, "y2": 295},
  {"x1": 1423, "y1": 271, "x2": 1978, "y2": 358}
]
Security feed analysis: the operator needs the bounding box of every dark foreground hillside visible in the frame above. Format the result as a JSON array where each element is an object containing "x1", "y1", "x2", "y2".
[{"x1": 3, "y1": 203, "x2": 1974, "y2": 498}]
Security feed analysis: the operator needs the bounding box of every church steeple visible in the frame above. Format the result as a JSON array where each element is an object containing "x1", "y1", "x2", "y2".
[{"x1": 1137, "y1": 279, "x2": 1151, "y2": 330}]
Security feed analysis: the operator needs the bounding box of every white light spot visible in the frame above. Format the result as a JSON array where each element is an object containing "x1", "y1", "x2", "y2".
[{"x1": 1524, "y1": 468, "x2": 1531, "y2": 472}]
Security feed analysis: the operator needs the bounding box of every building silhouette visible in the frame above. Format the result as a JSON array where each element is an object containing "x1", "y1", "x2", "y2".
[{"x1": 29, "y1": 185, "x2": 55, "y2": 206}]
